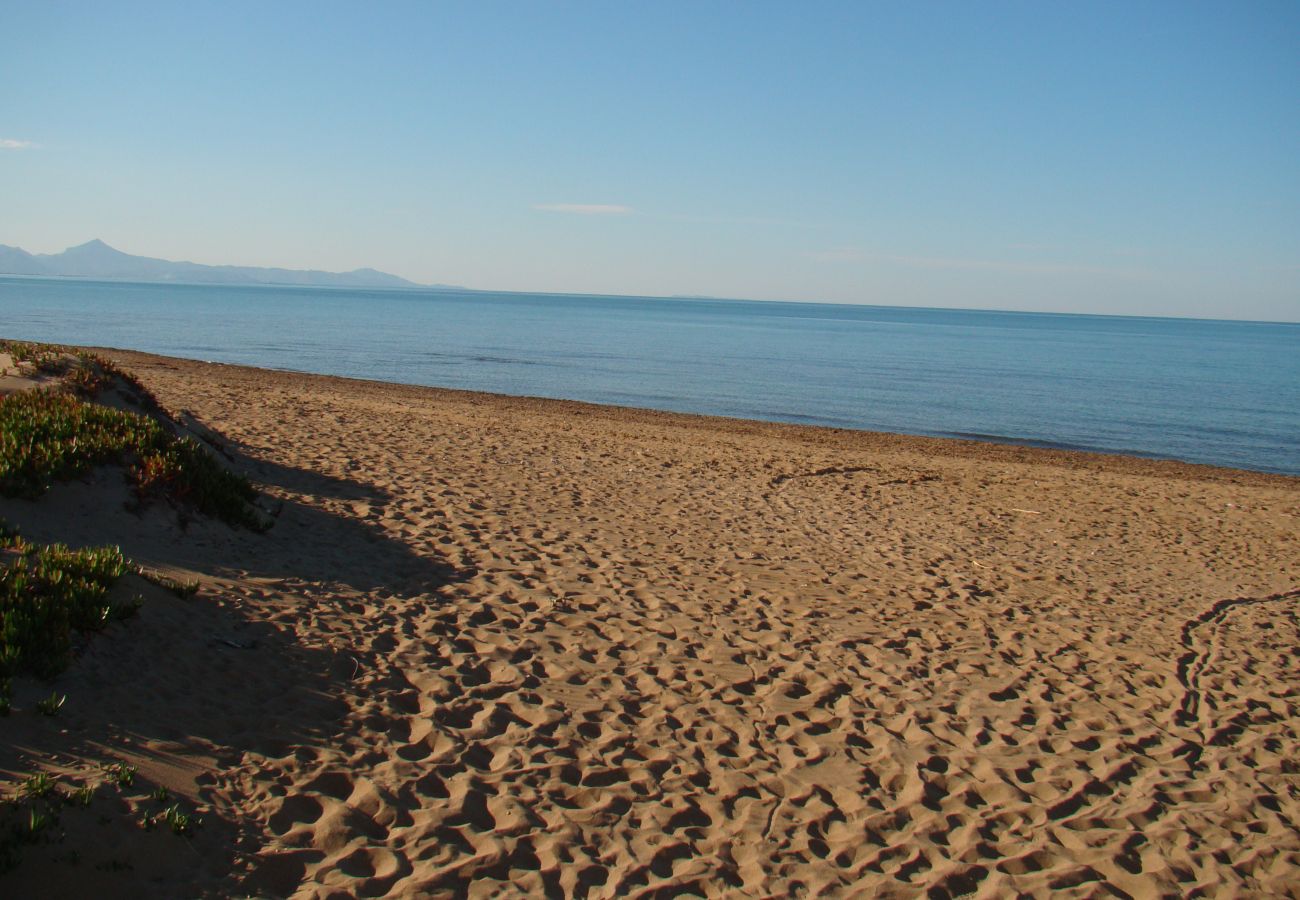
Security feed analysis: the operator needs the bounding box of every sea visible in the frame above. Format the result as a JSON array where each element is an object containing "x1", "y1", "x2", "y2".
[{"x1": 1, "y1": 276, "x2": 1297, "y2": 476}]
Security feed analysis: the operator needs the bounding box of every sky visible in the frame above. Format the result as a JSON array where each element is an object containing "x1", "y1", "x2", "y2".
[{"x1": 2, "y1": 1, "x2": 1298, "y2": 320}]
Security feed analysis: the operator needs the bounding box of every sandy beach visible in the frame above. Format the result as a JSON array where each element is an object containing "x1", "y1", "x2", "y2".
[{"x1": 2, "y1": 348, "x2": 1298, "y2": 898}]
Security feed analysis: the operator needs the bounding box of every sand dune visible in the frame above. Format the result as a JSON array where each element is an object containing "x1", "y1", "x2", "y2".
[{"x1": 2, "y1": 349, "x2": 1298, "y2": 897}]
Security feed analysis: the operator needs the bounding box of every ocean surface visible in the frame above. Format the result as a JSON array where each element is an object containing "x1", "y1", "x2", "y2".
[{"x1": 1, "y1": 276, "x2": 1297, "y2": 475}]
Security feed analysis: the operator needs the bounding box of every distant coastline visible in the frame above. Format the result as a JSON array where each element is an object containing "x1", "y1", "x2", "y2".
[
  {"x1": 0, "y1": 239, "x2": 462, "y2": 290},
  {"x1": 0, "y1": 271, "x2": 469, "y2": 294}
]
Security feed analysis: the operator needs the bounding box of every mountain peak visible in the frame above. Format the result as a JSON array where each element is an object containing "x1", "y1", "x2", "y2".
[
  {"x1": 67, "y1": 238, "x2": 119, "y2": 252},
  {"x1": 59, "y1": 239, "x2": 132, "y2": 261}
]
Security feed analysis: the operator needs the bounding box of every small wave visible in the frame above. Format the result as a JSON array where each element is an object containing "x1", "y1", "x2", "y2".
[
  {"x1": 942, "y1": 431, "x2": 1213, "y2": 466},
  {"x1": 947, "y1": 431, "x2": 1112, "y2": 453}
]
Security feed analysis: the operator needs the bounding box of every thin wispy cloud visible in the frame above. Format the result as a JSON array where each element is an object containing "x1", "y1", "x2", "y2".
[
  {"x1": 0, "y1": 139, "x2": 38, "y2": 150},
  {"x1": 533, "y1": 203, "x2": 633, "y2": 215}
]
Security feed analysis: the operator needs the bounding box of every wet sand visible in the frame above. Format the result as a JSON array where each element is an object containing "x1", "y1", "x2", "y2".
[{"x1": 2, "y1": 348, "x2": 1298, "y2": 898}]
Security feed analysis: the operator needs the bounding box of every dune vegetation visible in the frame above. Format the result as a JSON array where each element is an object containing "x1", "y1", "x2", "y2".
[{"x1": 0, "y1": 341, "x2": 262, "y2": 871}]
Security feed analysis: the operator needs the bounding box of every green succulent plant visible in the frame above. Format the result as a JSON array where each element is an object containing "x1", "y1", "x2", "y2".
[{"x1": 0, "y1": 543, "x2": 134, "y2": 682}]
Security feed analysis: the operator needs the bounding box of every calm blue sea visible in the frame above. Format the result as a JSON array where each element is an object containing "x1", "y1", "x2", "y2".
[{"x1": 1, "y1": 276, "x2": 1297, "y2": 475}]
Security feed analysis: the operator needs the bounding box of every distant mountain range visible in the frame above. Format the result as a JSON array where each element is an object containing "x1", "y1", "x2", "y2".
[{"x1": 0, "y1": 239, "x2": 433, "y2": 289}]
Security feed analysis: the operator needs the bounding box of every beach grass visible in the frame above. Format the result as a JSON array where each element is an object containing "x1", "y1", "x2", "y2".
[
  {"x1": 0, "y1": 344, "x2": 261, "y2": 711},
  {"x1": 0, "y1": 346, "x2": 236, "y2": 882},
  {"x1": 0, "y1": 388, "x2": 263, "y2": 529},
  {"x1": 1, "y1": 341, "x2": 166, "y2": 409},
  {"x1": 0, "y1": 540, "x2": 135, "y2": 686},
  {"x1": 0, "y1": 761, "x2": 200, "y2": 875}
]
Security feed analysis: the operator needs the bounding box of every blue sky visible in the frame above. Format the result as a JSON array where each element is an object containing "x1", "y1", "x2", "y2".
[{"x1": 2, "y1": 1, "x2": 1297, "y2": 320}]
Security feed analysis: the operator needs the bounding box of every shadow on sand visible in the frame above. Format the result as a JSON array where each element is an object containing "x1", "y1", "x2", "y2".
[{"x1": 0, "y1": 418, "x2": 470, "y2": 896}]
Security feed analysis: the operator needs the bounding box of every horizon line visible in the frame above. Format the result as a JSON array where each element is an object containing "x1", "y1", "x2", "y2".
[{"x1": 1, "y1": 270, "x2": 1295, "y2": 327}]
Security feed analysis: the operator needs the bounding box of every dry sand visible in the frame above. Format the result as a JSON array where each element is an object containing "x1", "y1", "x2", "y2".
[{"x1": 1, "y1": 348, "x2": 1298, "y2": 898}]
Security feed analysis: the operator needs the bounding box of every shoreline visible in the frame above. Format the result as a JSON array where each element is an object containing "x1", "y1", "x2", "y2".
[
  {"x1": 2, "y1": 342, "x2": 1298, "y2": 896},
  {"x1": 91, "y1": 346, "x2": 1299, "y2": 487},
  {"x1": 3, "y1": 279, "x2": 1296, "y2": 476}
]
